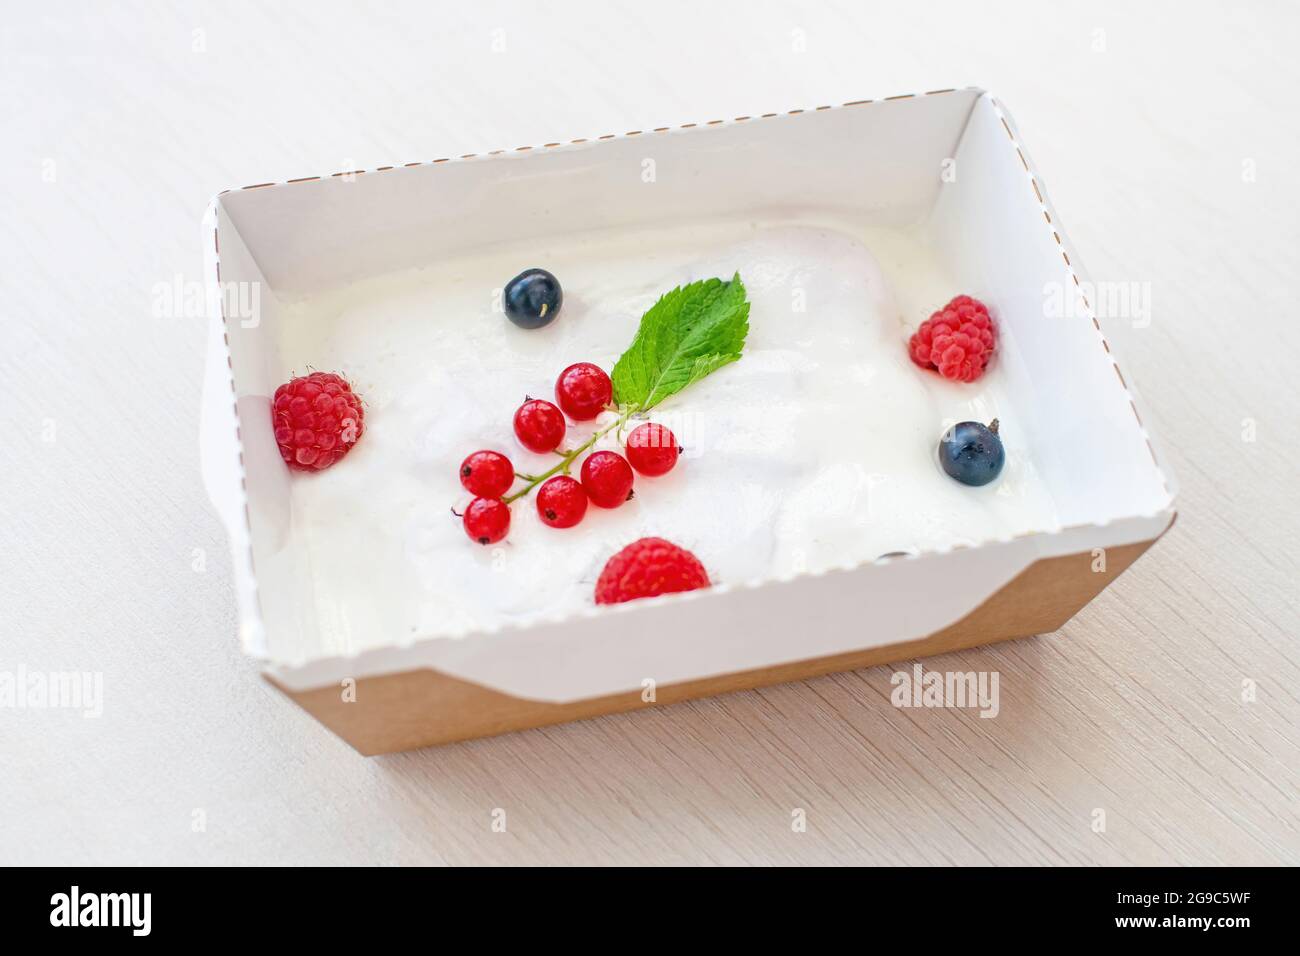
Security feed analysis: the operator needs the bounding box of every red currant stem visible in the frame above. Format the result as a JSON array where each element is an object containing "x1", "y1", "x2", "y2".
[{"x1": 503, "y1": 404, "x2": 640, "y2": 504}]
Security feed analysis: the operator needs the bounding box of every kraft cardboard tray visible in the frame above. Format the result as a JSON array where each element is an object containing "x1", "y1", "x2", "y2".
[{"x1": 201, "y1": 88, "x2": 1177, "y2": 754}]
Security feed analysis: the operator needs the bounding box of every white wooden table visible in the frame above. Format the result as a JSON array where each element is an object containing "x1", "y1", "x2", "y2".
[{"x1": 2, "y1": 0, "x2": 1296, "y2": 865}]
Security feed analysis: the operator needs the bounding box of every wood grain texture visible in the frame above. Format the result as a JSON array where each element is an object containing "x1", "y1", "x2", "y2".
[{"x1": 1, "y1": 0, "x2": 1297, "y2": 865}]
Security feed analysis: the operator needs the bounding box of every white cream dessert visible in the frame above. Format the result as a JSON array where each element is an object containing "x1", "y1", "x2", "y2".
[{"x1": 275, "y1": 220, "x2": 1061, "y2": 656}]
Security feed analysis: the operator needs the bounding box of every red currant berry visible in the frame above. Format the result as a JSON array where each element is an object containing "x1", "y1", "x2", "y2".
[
  {"x1": 459, "y1": 450, "x2": 514, "y2": 498},
  {"x1": 536, "y1": 475, "x2": 588, "y2": 528},
  {"x1": 513, "y1": 398, "x2": 566, "y2": 453},
  {"x1": 581, "y1": 450, "x2": 634, "y2": 508},
  {"x1": 555, "y1": 362, "x2": 612, "y2": 421},
  {"x1": 462, "y1": 497, "x2": 510, "y2": 545},
  {"x1": 625, "y1": 423, "x2": 679, "y2": 476}
]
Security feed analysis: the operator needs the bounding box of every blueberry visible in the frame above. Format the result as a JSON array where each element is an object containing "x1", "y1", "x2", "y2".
[
  {"x1": 503, "y1": 268, "x2": 562, "y2": 329},
  {"x1": 938, "y1": 419, "x2": 1005, "y2": 486}
]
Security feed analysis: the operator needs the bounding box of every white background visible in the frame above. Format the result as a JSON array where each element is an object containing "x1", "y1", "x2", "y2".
[{"x1": 2, "y1": 0, "x2": 1297, "y2": 865}]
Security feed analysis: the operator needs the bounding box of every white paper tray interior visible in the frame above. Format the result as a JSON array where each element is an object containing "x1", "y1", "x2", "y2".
[{"x1": 203, "y1": 90, "x2": 1175, "y2": 697}]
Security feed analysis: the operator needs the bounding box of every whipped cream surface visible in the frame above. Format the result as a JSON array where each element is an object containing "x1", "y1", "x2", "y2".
[{"x1": 275, "y1": 221, "x2": 1061, "y2": 657}]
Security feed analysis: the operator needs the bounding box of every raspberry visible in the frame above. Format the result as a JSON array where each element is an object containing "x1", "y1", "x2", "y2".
[
  {"x1": 908, "y1": 295, "x2": 996, "y2": 383},
  {"x1": 272, "y1": 372, "x2": 364, "y2": 471},
  {"x1": 460, "y1": 450, "x2": 514, "y2": 498},
  {"x1": 625, "y1": 422, "x2": 679, "y2": 476},
  {"x1": 555, "y1": 362, "x2": 612, "y2": 421},
  {"x1": 536, "y1": 475, "x2": 587, "y2": 528},
  {"x1": 462, "y1": 497, "x2": 510, "y2": 545},
  {"x1": 594, "y1": 537, "x2": 710, "y2": 605},
  {"x1": 513, "y1": 398, "x2": 566, "y2": 453},
  {"x1": 581, "y1": 450, "x2": 634, "y2": 508}
]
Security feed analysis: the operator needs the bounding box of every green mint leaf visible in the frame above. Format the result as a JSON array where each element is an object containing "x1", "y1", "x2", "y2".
[{"x1": 611, "y1": 273, "x2": 749, "y2": 410}]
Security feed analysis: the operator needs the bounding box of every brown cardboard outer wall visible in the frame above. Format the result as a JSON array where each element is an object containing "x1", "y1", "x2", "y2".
[{"x1": 271, "y1": 535, "x2": 1163, "y2": 754}]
